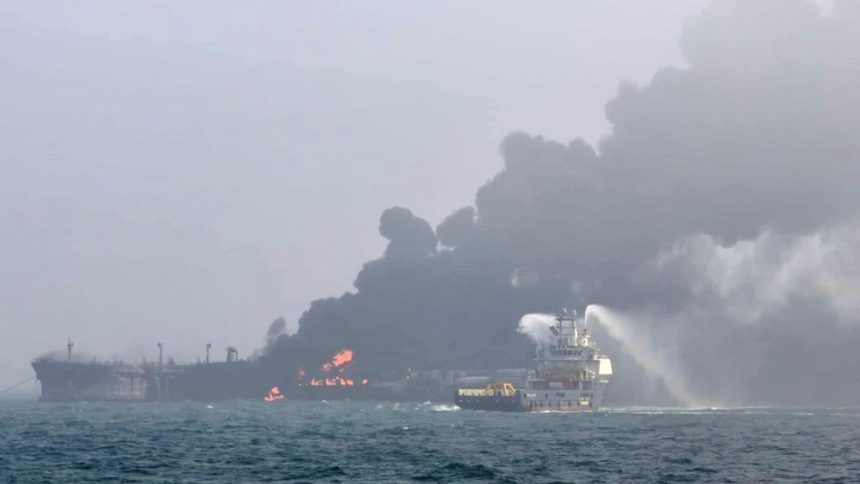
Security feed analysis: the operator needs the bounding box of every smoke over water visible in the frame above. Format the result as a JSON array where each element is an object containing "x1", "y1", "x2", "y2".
[{"x1": 261, "y1": 0, "x2": 860, "y2": 406}]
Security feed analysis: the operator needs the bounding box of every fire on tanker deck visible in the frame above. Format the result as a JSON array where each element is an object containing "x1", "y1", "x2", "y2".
[
  {"x1": 263, "y1": 348, "x2": 450, "y2": 402},
  {"x1": 264, "y1": 348, "x2": 368, "y2": 401}
]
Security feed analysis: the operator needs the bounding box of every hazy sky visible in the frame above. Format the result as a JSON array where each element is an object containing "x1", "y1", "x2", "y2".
[{"x1": 0, "y1": 1, "x2": 710, "y2": 390}]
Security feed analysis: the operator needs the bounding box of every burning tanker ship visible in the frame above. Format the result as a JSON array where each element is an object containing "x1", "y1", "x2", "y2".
[{"x1": 30, "y1": 341, "x2": 452, "y2": 402}]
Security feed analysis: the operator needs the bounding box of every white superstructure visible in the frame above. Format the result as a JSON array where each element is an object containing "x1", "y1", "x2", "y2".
[{"x1": 521, "y1": 308, "x2": 612, "y2": 411}]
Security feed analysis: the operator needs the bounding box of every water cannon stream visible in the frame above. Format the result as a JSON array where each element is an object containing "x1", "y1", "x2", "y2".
[{"x1": 585, "y1": 304, "x2": 706, "y2": 408}]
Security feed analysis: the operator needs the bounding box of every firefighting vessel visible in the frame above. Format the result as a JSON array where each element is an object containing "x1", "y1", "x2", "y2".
[{"x1": 455, "y1": 308, "x2": 613, "y2": 411}]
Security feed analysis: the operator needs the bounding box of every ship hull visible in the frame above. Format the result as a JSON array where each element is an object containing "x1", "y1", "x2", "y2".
[
  {"x1": 455, "y1": 380, "x2": 609, "y2": 412},
  {"x1": 31, "y1": 360, "x2": 150, "y2": 402},
  {"x1": 31, "y1": 358, "x2": 455, "y2": 403},
  {"x1": 455, "y1": 392, "x2": 523, "y2": 411},
  {"x1": 149, "y1": 361, "x2": 266, "y2": 401},
  {"x1": 521, "y1": 379, "x2": 609, "y2": 412}
]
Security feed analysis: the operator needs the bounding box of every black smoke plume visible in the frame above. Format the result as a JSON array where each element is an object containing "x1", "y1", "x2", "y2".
[{"x1": 264, "y1": 0, "x2": 860, "y2": 405}]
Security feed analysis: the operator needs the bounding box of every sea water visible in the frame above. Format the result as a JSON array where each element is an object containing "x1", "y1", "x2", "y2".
[{"x1": 1, "y1": 399, "x2": 859, "y2": 482}]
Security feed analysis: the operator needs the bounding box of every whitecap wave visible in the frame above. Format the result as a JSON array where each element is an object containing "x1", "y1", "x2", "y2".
[{"x1": 430, "y1": 404, "x2": 460, "y2": 412}]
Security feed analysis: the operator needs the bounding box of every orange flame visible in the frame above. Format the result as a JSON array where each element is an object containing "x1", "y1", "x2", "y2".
[
  {"x1": 321, "y1": 348, "x2": 353, "y2": 371},
  {"x1": 297, "y1": 349, "x2": 367, "y2": 388},
  {"x1": 263, "y1": 386, "x2": 285, "y2": 402}
]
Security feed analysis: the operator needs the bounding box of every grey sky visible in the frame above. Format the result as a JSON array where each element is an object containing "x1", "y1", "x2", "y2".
[{"x1": 0, "y1": 1, "x2": 708, "y2": 390}]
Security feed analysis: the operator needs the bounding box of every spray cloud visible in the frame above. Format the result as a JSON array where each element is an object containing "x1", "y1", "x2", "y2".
[{"x1": 517, "y1": 314, "x2": 558, "y2": 345}]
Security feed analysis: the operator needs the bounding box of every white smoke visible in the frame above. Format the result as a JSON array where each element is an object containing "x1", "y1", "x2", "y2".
[
  {"x1": 652, "y1": 220, "x2": 860, "y2": 325},
  {"x1": 599, "y1": 218, "x2": 860, "y2": 406},
  {"x1": 517, "y1": 313, "x2": 557, "y2": 344}
]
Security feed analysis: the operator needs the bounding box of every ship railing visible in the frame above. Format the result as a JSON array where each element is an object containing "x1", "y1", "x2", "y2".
[
  {"x1": 38, "y1": 358, "x2": 143, "y2": 370},
  {"x1": 457, "y1": 388, "x2": 492, "y2": 396}
]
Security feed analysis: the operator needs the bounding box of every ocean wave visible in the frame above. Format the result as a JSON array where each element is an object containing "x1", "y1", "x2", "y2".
[{"x1": 429, "y1": 404, "x2": 460, "y2": 412}]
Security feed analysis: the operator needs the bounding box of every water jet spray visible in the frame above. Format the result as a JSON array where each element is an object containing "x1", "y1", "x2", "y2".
[{"x1": 585, "y1": 304, "x2": 706, "y2": 407}]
